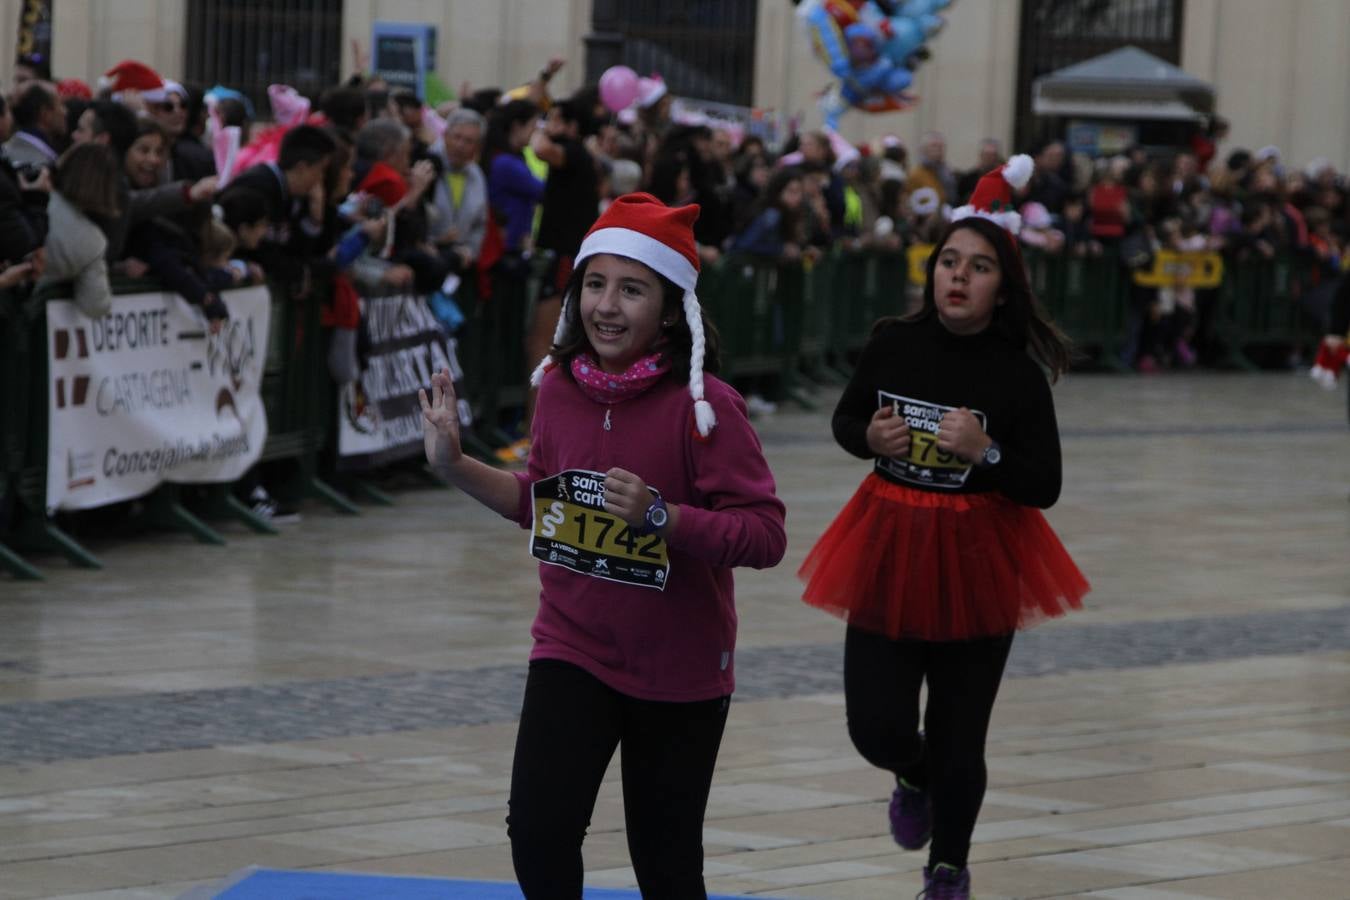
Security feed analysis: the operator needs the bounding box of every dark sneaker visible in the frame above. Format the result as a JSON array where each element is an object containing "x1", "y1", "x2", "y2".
[
  {"x1": 248, "y1": 486, "x2": 278, "y2": 520},
  {"x1": 917, "y1": 863, "x2": 971, "y2": 899},
  {"x1": 888, "y1": 777, "x2": 931, "y2": 850}
]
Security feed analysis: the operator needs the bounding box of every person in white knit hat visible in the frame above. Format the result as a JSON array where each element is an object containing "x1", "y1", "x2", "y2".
[{"x1": 421, "y1": 191, "x2": 787, "y2": 896}]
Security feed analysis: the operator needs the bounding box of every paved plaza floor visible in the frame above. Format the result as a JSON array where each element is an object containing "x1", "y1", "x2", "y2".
[{"x1": 1, "y1": 372, "x2": 1348, "y2": 899}]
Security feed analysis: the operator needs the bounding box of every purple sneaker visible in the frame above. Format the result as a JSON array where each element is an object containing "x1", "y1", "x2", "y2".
[
  {"x1": 917, "y1": 863, "x2": 971, "y2": 899},
  {"x1": 888, "y1": 777, "x2": 931, "y2": 850}
]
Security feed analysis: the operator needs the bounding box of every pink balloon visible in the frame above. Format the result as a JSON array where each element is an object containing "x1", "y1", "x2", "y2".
[{"x1": 598, "y1": 65, "x2": 640, "y2": 112}]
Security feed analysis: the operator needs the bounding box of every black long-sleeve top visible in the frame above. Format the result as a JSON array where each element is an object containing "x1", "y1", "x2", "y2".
[{"x1": 832, "y1": 313, "x2": 1063, "y2": 509}]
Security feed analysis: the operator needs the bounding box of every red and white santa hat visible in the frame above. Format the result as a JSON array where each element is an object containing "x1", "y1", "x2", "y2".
[
  {"x1": 949, "y1": 154, "x2": 1033, "y2": 235},
  {"x1": 530, "y1": 192, "x2": 717, "y2": 437},
  {"x1": 99, "y1": 60, "x2": 164, "y2": 97}
]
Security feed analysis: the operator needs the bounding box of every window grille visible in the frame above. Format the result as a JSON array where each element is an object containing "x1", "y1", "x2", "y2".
[
  {"x1": 1015, "y1": 0, "x2": 1186, "y2": 150},
  {"x1": 586, "y1": 0, "x2": 758, "y2": 107},
  {"x1": 185, "y1": 0, "x2": 344, "y2": 118}
]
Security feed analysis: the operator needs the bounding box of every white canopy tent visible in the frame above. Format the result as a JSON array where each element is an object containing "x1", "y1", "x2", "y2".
[{"x1": 1032, "y1": 46, "x2": 1215, "y2": 122}]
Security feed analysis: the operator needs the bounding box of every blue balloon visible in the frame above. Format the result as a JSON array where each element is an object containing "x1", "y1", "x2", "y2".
[{"x1": 799, "y1": 0, "x2": 953, "y2": 127}]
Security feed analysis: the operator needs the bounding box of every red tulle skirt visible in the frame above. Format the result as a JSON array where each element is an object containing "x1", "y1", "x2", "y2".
[{"x1": 799, "y1": 474, "x2": 1089, "y2": 641}]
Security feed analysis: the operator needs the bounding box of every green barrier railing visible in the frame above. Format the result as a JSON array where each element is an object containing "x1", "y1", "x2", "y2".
[
  {"x1": 255, "y1": 278, "x2": 362, "y2": 517},
  {"x1": 0, "y1": 286, "x2": 41, "y2": 579},
  {"x1": 832, "y1": 250, "x2": 910, "y2": 368},
  {"x1": 704, "y1": 250, "x2": 911, "y2": 406},
  {"x1": 5, "y1": 283, "x2": 107, "y2": 573},
  {"x1": 1216, "y1": 254, "x2": 1322, "y2": 370},
  {"x1": 0, "y1": 278, "x2": 364, "y2": 577},
  {"x1": 1, "y1": 246, "x2": 1329, "y2": 579},
  {"x1": 1024, "y1": 249, "x2": 1130, "y2": 371},
  {"x1": 463, "y1": 255, "x2": 546, "y2": 448}
]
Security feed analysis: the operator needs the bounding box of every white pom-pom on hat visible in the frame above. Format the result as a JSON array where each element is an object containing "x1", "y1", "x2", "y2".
[{"x1": 1002, "y1": 153, "x2": 1034, "y2": 190}]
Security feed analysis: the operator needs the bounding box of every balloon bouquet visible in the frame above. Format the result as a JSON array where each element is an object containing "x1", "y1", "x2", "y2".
[{"x1": 797, "y1": 0, "x2": 953, "y2": 129}]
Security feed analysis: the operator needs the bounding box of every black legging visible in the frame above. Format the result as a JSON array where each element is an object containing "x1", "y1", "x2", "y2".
[
  {"x1": 844, "y1": 626, "x2": 1014, "y2": 869},
  {"x1": 507, "y1": 659, "x2": 730, "y2": 899}
]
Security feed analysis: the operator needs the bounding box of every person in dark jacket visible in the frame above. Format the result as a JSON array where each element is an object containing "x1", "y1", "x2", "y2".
[
  {"x1": 218, "y1": 124, "x2": 336, "y2": 291},
  {"x1": 153, "y1": 82, "x2": 216, "y2": 182},
  {"x1": 0, "y1": 93, "x2": 49, "y2": 263}
]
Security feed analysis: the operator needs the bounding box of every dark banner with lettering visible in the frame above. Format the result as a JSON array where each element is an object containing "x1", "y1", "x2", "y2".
[{"x1": 336, "y1": 292, "x2": 469, "y2": 472}]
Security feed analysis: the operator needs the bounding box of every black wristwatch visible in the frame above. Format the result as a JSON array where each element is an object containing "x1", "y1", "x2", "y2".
[
  {"x1": 638, "y1": 496, "x2": 668, "y2": 536},
  {"x1": 976, "y1": 440, "x2": 1002, "y2": 468}
]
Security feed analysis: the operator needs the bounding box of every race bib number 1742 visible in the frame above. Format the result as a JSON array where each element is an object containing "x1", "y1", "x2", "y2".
[{"x1": 530, "y1": 469, "x2": 670, "y2": 590}]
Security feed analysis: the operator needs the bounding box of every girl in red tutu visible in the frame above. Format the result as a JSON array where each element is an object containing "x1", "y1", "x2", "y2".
[{"x1": 800, "y1": 156, "x2": 1089, "y2": 899}]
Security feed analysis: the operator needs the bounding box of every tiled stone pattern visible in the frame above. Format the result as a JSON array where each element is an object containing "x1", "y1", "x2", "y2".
[
  {"x1": 1, "y1": 373, "x2": 1348, "y2": 899},
  {"x1": 2, "y1": 607, "x2": 1347, "y2": 765}
]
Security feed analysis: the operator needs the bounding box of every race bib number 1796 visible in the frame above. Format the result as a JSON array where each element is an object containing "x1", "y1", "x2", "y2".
[
  {"x1": 530, "y1": 469, "x2": 670, "y2": 590},
  {"x1": 874, "y1": 391, "x2": 986, "y2": 489}
]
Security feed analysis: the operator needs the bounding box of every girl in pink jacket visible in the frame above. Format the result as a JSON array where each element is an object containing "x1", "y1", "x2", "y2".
[{"x1": 421, "y1": 193, "x2": 786, "y2": 898}]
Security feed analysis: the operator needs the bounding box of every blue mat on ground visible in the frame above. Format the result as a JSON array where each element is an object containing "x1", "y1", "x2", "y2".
[{"x1": 204, "y1": 868, "x2": 778, "y2": 899}]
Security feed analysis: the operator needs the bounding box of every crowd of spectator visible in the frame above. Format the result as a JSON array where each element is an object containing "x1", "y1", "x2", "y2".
[{"x1": 2, "y1": 51, "x2": 1346, "y2": 494}]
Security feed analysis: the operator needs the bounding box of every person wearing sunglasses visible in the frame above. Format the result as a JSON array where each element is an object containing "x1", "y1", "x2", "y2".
[{"x1": 146, "y1": 80, "x2": 215, "y2": 182}]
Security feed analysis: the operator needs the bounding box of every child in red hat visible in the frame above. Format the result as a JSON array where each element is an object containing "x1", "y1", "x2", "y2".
[
  {"x1": 1316, "y1": 277, "x2": 1350, "y2": 428},
  {"x1": 421, "y1": 193, "x2": 786, "y2": 896},
  {"x1": 799, "y1": 157, "x2": 1089, "y2": 899},
  {"x1": 98, "y1": 60, "x2": 164, "y2": 98}
]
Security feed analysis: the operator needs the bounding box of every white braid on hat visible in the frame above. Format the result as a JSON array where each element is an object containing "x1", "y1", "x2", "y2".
[{"x1": 683, "y1": 289, "x2": 716, "y2": 436}]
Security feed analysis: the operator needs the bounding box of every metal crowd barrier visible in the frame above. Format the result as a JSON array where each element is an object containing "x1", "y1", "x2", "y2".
[
  {"x1": 704, "y1": 250, "x2": 912, "y2": 409},
  {"x1": 1215, "y1": 254, "x2": 1322, "y2": 370},
  {"x1": 0, "y1": 277, "x2": 355, "y2": 578},
  {"x1": 0, "y1": 285, "x2": 40, "y2": 579},
  {"x1": 1023, "y1": 249, "x2": 1131, "y2": 370},
  {"x1": 0, "y1": 248, "x2": 1329, "y2": 579}
]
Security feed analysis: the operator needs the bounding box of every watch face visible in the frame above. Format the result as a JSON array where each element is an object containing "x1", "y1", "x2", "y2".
[
  {"x1": 984, "y1": 445, "x2": 1002, "y2": 465},
  {"x1": 649, "y1": 506, "x2": 669, "y2": 528}
]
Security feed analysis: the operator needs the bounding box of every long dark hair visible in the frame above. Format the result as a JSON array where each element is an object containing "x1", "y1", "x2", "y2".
[
  {"x1": 751, "y1": 166, "x2": 806, "y2": 244},
  {"x1": 549, "y1": 255, "x2": 722, "y2": 383},
  {"x1": 481, "y1": 99, "x2": 537, "y2": 166},
  {"x1": 887, "y1": 216, "x2": 1074, "y2": 381},
  {"x1": 54, "y1": 143, "x2": 121, "y2": 221}
]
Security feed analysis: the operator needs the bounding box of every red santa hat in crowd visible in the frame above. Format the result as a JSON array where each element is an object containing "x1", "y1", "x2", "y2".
[
  {"x1": 99, "y1": 60, "x2": 164, "y2": 96},
  {"x1": 1310, "y1": 340, "x2": 1348, "y2": 390},
  {"x1": 949, "y1": 154, "x2": 1034, "y2": 235},
  {"x1": 357, "y1": 162, "x2": 408, "y2": 208},
  {"x1": 530, "y1": 192, "x2": 717, "y2": 437},
  {"x1": 56, "y1": 78, "x2": 93, "y2": 100}
]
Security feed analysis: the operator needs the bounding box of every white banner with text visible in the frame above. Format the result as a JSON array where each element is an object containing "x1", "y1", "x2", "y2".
[{"x1": 45, "y1": 286, "x2": 271, "y2": 512}]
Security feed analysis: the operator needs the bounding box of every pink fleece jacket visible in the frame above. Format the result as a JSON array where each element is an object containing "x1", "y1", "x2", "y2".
[{"x1": 510, "y1": 369, "x2": 787, "y2": 701}]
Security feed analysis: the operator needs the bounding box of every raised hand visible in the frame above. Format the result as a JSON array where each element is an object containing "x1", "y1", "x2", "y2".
[
  {"x1": 419, "y1": 368, "x2": 462, "y2": 471},
  {"x1": 408, "y1": 159, "x2": 437, "y2": 199},
  {"x1": 866, "y1": 403, "x2": 911, "y2": 458},
  {"x1": 189, "y1": 176, "x2": 220, "y2": 203}
]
